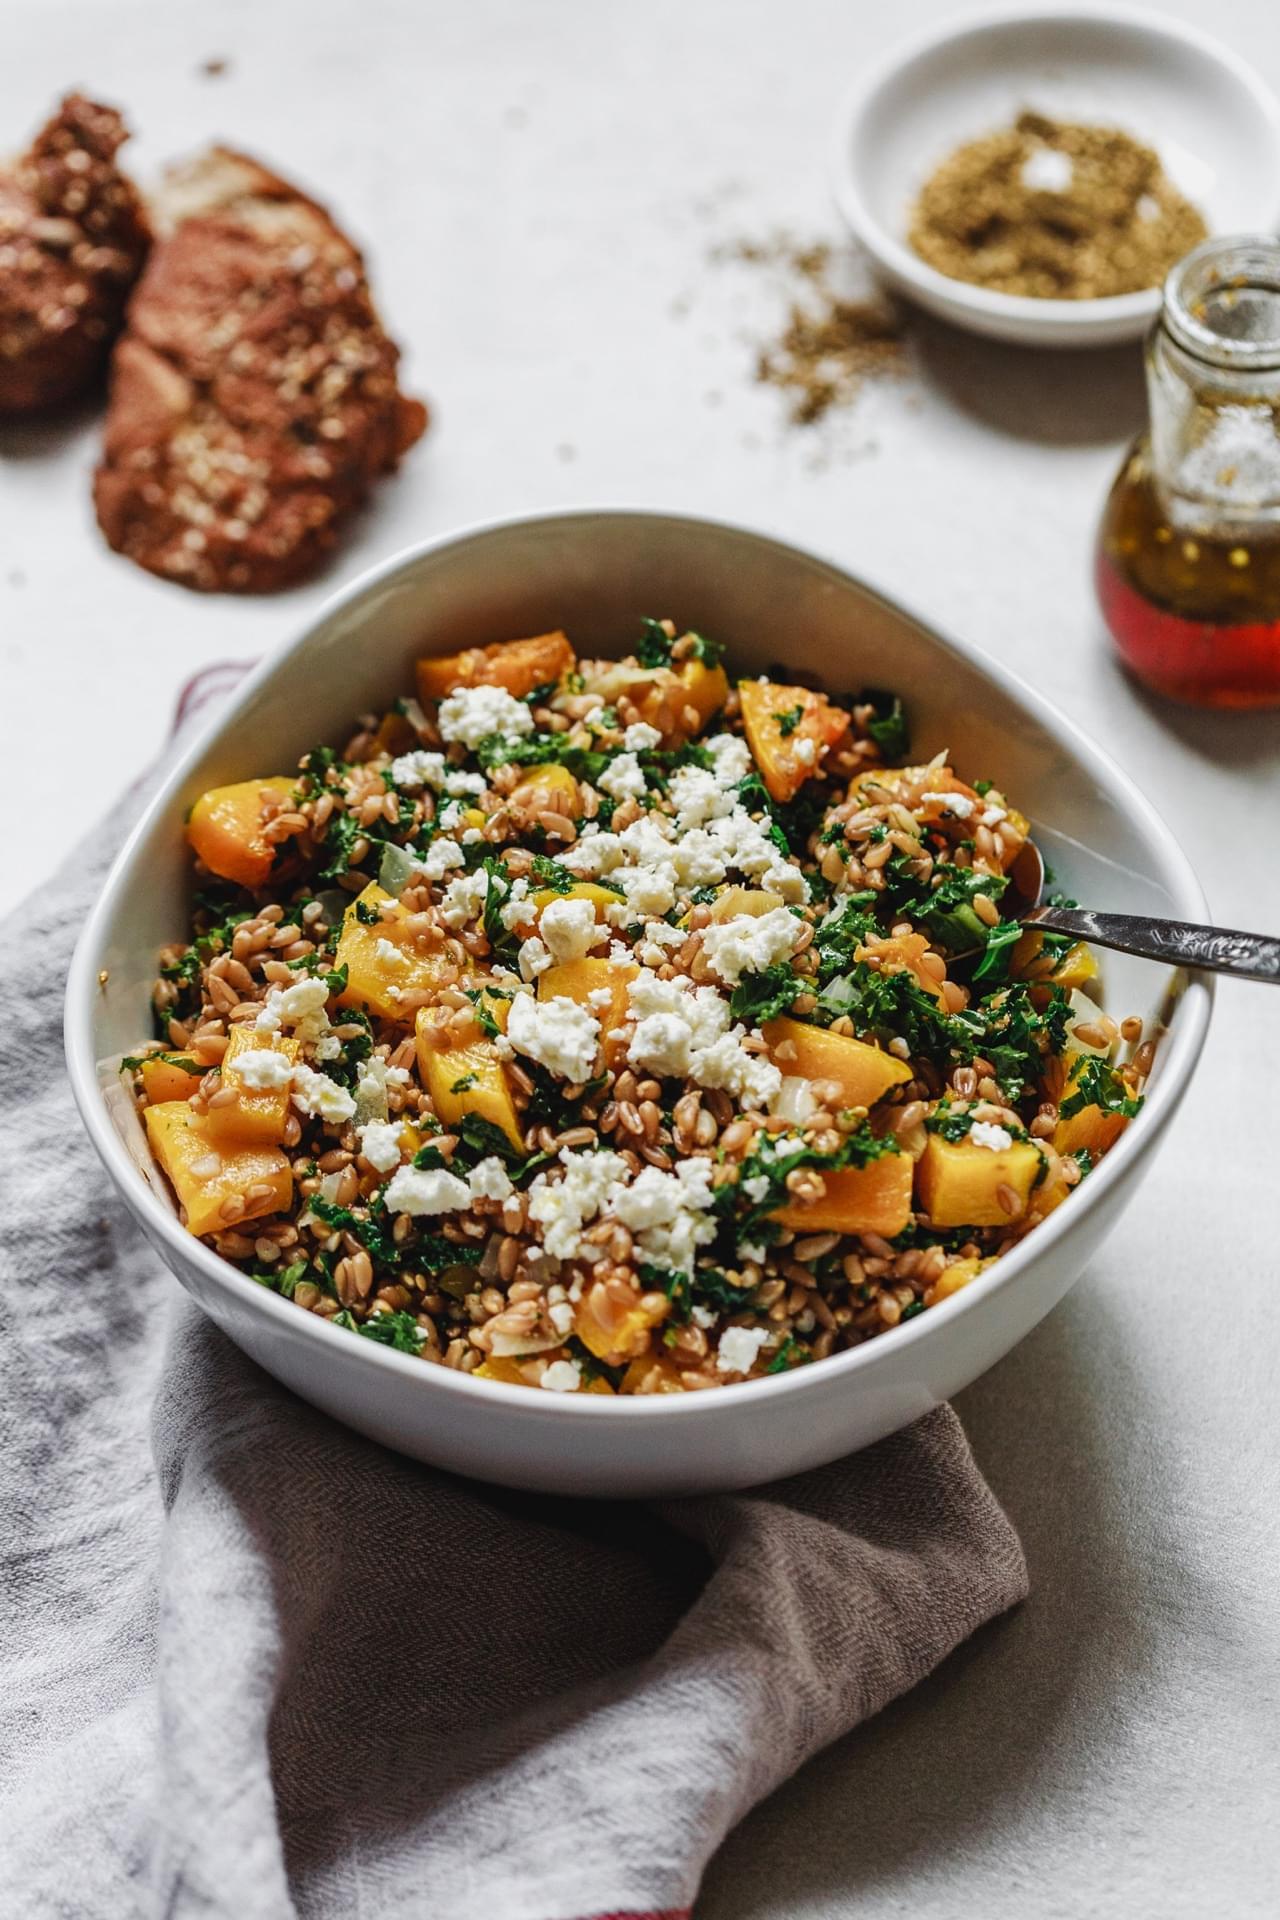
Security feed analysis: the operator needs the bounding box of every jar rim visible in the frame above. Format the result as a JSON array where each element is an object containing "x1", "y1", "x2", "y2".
[{"x1": 1162, "y1": 235, "x2": 1280, "y2": 372}]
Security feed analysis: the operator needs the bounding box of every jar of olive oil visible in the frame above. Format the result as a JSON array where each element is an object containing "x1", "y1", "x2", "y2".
[{"x1": 1096, "y1": 236, "x2": 1280, "y2": 708}]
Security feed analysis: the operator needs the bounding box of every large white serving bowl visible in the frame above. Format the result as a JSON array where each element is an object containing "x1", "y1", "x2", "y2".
[
  {"x1": 66, "y1": 511, "x2": 1212, "y2": 1497},
  {"x1": 830, "y1": 6, "x2": 1280, "y2": 348}
]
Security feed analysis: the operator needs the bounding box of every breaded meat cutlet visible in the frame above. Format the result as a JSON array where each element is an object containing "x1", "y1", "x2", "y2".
[
  {"x1": 93, "y1": 148, "x2": 427, "y2": 592},
  {"x1": 0, "y1": 94, "x2": 149, "y2": 413}
]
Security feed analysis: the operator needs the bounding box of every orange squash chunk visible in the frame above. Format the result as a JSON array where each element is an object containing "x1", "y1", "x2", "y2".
[
  {"x1": 509, "y1": 762, "x2": 582, "y2": 818},
  {"x1": 538, "y1": 956, "x2": 638, "y2": 1031},
  {"x1": 201, "y1": 1025, "x2": 300, "y2": 1145},
  {"x1": 761, "y1": 1015, "x2": 912, "y2": 1110},
  {"x1": 187, "y1": 777, "x2": 298, "y2": 890},
  {"x1": 1012, "y1": 928, "x2": 1099, "y2": 991},
  {"x1": 143, "y1": 1101, "x2": 292, "y2": 1238},
  {"x1": 1052, "y1": 1059, "x2": 1141, "y2": 1161},
  {"x1": 574, "y1": 1279, "x2": 669, "y2": 1365},
  {"x1": 772, "y1": 1152, "x2": 913, "y2": 1237},
  {"x1": 138, "y1": 1055, "x2": 203, "y2": 1105},
  {"x1": 738, "y1": 677, "x2": 850, "y2": 804},
  {"x1": 416, "y1": 630, "x2": 575, "y2": 705},
  {"x1": 335, "y1": 882, "x2": 463, "y2": 1020},
  {"x1": 620, "y1": 1353, "x2": 688, "y2": 1394},
  {"x1": 915, "y1": 1135, "x2": 1041, "y2": 1228},
  {"x1": 415, "y1": 994, "x2": 524, "y2": 1152},
  {"x1": 855, "y1": 931, "x2": 946, "y2": 1002}
]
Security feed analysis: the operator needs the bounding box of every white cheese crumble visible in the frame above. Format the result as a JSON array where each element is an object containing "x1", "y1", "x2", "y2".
[
  {"x1": 699, "y1": 906, "x2": 798, "y2": 986},
  {"x1": 421, "y1": 837, "x2": 466, "y2": 880},
  {"x1": 935, "y1": 791, "x2": 974, "y2": 819},
  {"x1": 617, "y1": 863, "x2": 676, "y2": 918},
  {"x1": 597, "y1": 751, "x2": 647, "y2": 801},
  {"x1": 527, "y1": 1147, "x2": 630, "y2": 1260},
  {"x1": 438, "y1": 867, "x2": 493, "y2": 930},
  {"x1": 437, "y1": 683, "x2": 535, "y2": 749},
  {"x1": 444, "y1": 768, "x2": 487, "y2": 797},
  {"x1": 611, "y1": 1158, "x2": 718, "y2": 1273},
  {"x1": 793, "y1": 736, "x2": 817, "y2": 766},
  {"x1": 383, "y1": 1163, "x2": 471, "y2": 1215},
  {"x1": 357, "y1": 1119, "x2": 404, "y2": 1173},
  {"x1": 625, "y1": 971, "x2": 779, "y2": 1107},
  {"x1": 290, "y1": 1064, "x2": 357, "y2": 1125},
  {"x1": 517, "y1": 935, "x2": 552, "y2": 982},
  {"x1": 374, "y1": 936, "x2": 406, "y2": 966},
  {"x1": 669, "y1": 764, "x2": 734, "y2": 831},
  {"x1": 540, "y1": 1359, "x2": 582, "y2": 1392},
  {"x1": 622, "y1": 721, "x2": 662, "y2": 751},
  {"x1": 716, "y1": 1325, "x2": 770, "y2": 1376},
  {"x1": 540, "y1": 895, "x2": 606, "y2": 964},
  {"x1": 969, "y1": 1121, "x2": 1014, "y2": 1152},
  {"x1": 255, "y1": 975, "x2": 332, "y2": 1042},
  {"x1": 229, "y1": 1047, "x2": 294, "y2": 1090},
  {"x1": 468, "y1": 1156, "x2": 514, "y2": 1202},
  {"x1": 507, "y1": 992, "x2": 600, "y2": 1082},
  {"x1": 705, "y1": 732, "x2": 753, "y2": 787},
  {"x1": 388, "y1": 749, "x2": 447, "y2": 790},
  {"x1": 499, "y1": 875, "x2": 538, "y2": 931}
]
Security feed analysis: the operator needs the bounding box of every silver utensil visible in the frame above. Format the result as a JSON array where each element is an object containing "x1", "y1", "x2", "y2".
[{"x1": 997, "y1": 843, "x2": 1280, "y2": 983}]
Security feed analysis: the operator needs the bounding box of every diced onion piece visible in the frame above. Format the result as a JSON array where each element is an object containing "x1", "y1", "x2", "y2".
[{"x1": 773, "y1": 1075, "x2": 817, "y2": 1124}]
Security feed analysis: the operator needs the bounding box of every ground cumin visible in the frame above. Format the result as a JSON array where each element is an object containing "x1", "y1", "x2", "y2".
[
  {"x1": 712, "y1": 236, "x2": 908, "y2": 426},
  {"x1": 909, "y1": 111, "x2": 1207, "y2": 300}
]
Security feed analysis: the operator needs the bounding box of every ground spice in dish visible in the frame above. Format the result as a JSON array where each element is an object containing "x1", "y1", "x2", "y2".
[
  {"x1": 908, "y1": 111, "x2": 1207, "y2": 300},
  {"x1": 712, "y1": 236, "x2": 909, "y2": 426}
]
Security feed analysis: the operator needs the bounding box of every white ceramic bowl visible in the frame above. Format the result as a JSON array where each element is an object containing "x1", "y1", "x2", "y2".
[
  {"x1": 830, "y1": 5, "x2": 1280, "y2": 347},
  {"x1": 66, "y1": 511, "x2": 1212, "y2": 1496}
]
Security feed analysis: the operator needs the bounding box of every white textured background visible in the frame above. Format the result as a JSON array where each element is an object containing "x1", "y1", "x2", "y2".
[{"x1": 2, "y1": 2, "x2": 1279, "y2": 1915}]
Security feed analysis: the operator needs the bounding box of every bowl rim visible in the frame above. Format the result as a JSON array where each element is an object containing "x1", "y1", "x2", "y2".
[
  {"x1": 828, "y1": 1, "x2": 1280, "y2": 334},
  {"x1": 65, "y1": 505, "x2": 1214, "y2": 1423}
]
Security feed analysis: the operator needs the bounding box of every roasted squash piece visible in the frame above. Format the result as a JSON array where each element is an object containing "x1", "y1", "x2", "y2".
[
  {"x1": 143, "y1": 1101, "x2": 292, "y2": 1238},
  {"x1": 673, "y1": 657, "x2": 729, "y2": 733},
  {"x1": 201, "y1": 1025, "x2": 300, "y2": 1145},
  {"x1": 414, "y1": 997, "x2": 523, "y2": 1152},
  {"x1": 772, "y1": 1152, "x2": 913, "y2": 1237},
  {"x1": 575, "y1": 1278, "x2": 669, "y2": 1365},
  {"x1": 372, "y1": 708, "x2": 418, "y2": 758},
  {"x1": 1052, "y1": 1058, "x2": 1142, "y2": 1161},
  {"x1": 538, "y1": 956, "x2": 638, "y2": 1031},
  {"x1": 336, "y1": 882, "x2": 463, "y2": 1020},
  {"x1": 738, "y1": 677, "x2": 850, "y2": 804},
  {"x1": 855, "y1": 931, "x2": 946, "y2": 1002},
  {"x1": 138, "y1": 1054, "x2": 203, "y2": 1105},
  {"x1": 915, "y1": 1135, "x2": 1041, "y2": 1228},
  {"x1": 922, "y1": 1255, "x2": 986, "y2": 1308},
  {"x1": 761, "y1": 1015, "x2": 912, "y2": 1110},
  {"x1": 529, "y1": 881, "x2": 619, "y2": 922},
  {"x1": 620, "y1": 1353, "x2": 688, "y2": 1394},
  {"x1": 509, "y1": 762, "x2": 582, "y2": 817},
  {"x1": 186, "y1": 777, "x2": 297, "y2": 890},
  {"x1": 1012, "y1": 927, "x2": 1099, "y2": 991},
  {"x1": 415, "y1": 630, "x2": 575, "y2": 705}
]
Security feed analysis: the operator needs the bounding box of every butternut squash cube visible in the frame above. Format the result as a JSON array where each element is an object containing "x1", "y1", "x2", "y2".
[
  {"x1": 510, "y1": 762, "x2": 582, "y2": 817},
  {"x1": 923, "y1": 1255, "x2": 986, "y2": 1308},
  {"x1": 673, "y1": 657, "x2": 729, "y2": 734},
  {"x1": 620, "y1": 1353, "x2": 688, "y2": 1394},
  {"x1": 1012, "y1": 927, "x2": 1099, "y2": 991},
  {"x1": 738, "y1": 677, "x2": 850, "y2": 803},
  {"x1": 530, "y1": 881, "x2": 619, "y2": 922},
  {"x1": 415, "y1": 1002, "x2": 524, "y2": 1152},
  {"x1": 336, "y1": 882, "x2": 463, "y2": 1020},
  {"x1": 538, "y1": 956, "x2": 638, "y2": 1031},
  {"x1": 574, "y1": 1279, "x2": 669, "y2": 1364},
  {"x1": 186, "y1": 777, "x2": 298, "y2": 890},
  {"x1": 772, "y1": 1152, "x2": 913, "y2": 1237},
  {"x1": 915, "y1": 1135, "x2": 1041, "y2": 1228},
  {"x1": 143, "y1": 1101, "x2": 292, "y2": 1238},
  {"x1": 138, "y1": 1055, "x2": 203, "y2": 1105},
  {"x1": 761, "y1": 1015, "x2": 912, "y2": 1110},
  {"x1": 201, "y1": 1025, "x2": 300, "y2": 1145},
  {"x1": 415, "y1": 630, "x2": 574, "y2": 705},
  {"x1": 855, "y1": 931, "x2": 946, "y2": 1002},
  {"x1": 1052, "y1": 1059, "x2": 1141, "y2": 1160}
]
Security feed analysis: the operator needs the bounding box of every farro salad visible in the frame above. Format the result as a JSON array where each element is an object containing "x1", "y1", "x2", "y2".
[{"x1": 126, "y1": 620, "x2": 1149, "y2": 1395}]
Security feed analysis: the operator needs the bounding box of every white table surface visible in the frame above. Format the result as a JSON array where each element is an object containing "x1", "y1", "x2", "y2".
[{"x1": 4, "y1": 2, "x2": 1279, "y2": 1914}]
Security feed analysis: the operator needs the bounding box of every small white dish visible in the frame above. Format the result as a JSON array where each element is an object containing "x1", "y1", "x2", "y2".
[
  {"x1": 830, "y1": 5, "x2": 1280, "y2": 348},
  {"x1": 67, "y1": 511, "x2": 1212, "y2": 1498}
]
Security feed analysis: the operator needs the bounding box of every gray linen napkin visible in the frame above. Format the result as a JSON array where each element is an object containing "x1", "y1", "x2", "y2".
[{"x1": 0, "y1": 673, "x2": 1028, "y2": 1920}]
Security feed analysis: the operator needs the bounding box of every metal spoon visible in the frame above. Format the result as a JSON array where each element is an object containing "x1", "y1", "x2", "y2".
[{"x1": 993, "y1": 843, "x2": 1280, "y2": 983}]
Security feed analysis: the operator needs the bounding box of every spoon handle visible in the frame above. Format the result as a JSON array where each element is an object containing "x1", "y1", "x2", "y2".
[{"x1": 1029, "y1": 906, "x2": 1280, "y2": 983}]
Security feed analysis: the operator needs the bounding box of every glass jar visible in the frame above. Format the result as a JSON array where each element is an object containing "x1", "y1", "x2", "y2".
[{"x1": 1095, "y1": 235, "x2": 1280, "y2": 708}]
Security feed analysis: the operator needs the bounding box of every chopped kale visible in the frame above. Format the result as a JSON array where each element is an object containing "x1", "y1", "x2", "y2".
[
  {"x1": 857, "y1": 688, "x2": 910, "y2": 760},
  {"x1": 1059, "y1": 1056, "x2": 1144, "y2": 1121},
  {"x1": 728, "y1": 961, "x2": 802, "y2": 1024},
  {"x1": 775, "y1": 703, "x2": 804, "y2": 737},
  {"x1": 250, "y1": 1257, "x2": 309, "y2": 1300},
  {"x1": 308, "y1": 1196, "x2": 402, "y2": 1269}
]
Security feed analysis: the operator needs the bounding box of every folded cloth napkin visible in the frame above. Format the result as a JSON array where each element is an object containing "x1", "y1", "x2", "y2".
[{"x1": 0, "y1": 672, "x2": 1028, "y2": 1920}]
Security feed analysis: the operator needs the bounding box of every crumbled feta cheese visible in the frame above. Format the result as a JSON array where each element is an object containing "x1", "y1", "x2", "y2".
[
  {"x1": 357, "y1": 1119, "x2": 404, "y2": 1173},
  {"x1": 626, "y1": 972, "x2": 729, "y2": 1077},
  {"x1": 586, "y1": 986, "x2": 614, "y2": 1011},
  {"x1": 527, "y1": 1146, "x2": 630, "y2": 1260},
  {"x1": 540, "y1": 895, "x2": 606, "y2": 964},
  {"x1": 936, "y1": 791, "x2": 974, "y2": 819},
  {"x1": 437, "y1": 683, "x2": 535, "y2": 749},
  {"x1": 699, "y1": 906, "x2": 798, "y2": 986},
  {"x1": 688, "y1": 1030, "x2": 781, "y2": 1109},
  {"x1": 622, "y1": 721, "x2": 662, "y2": 751},
  {"x1": 444, "y1": 768, "x2": 488, "y2": 797},
  {"x1": 507, "y1": 992, "x2": 600, "y2": 1082},
  {"x1": 374, "y1": 936, "x2": 406, "y2": 965},
  {"x1": 518, "y1": 935, "x2": 552, "y2": 982},
  {"x1": 439, "y1": 867, "x2": 492, "y2": 930},
  {"x1": 314, "y1": 1034, "x2": 342, "y2": 1062},
  {"x1": 716, "y1": 1325, "x2": 770, "y2": 1375},
  {"x1": 540, "y1": 1359, "x2": 582, "y2": 1392},
  {"x1": 704, "y1": 732, "x2": 753, "y2": 788},
  {"x1": 558, "y1": 830, "x2": 626, "y2": 878},
  {"x1": 422, "y1": 837, "x2": 466, "y2": 880},
  {"x1": 980, "y1": 805, "x2": 1008, "y2": 828},
  {"x1": 969, "y1": 1121, "x2": 1014, "y2": 1152},
  {"x1": 741, "y1": 1175, "x2": 770, "y2": 1204},
  {"x1": 738, "y1": 1240, "x2": 767, "y2": 1263},
  {"x1": 290, "y1": 1064, "x2": 357, "y2": 1124},
  {"x1": 548, "y1": 1299, "x2": 575, "y2": 1335},
  {"x1": 691, "y1": 1304, "x2": 717, "y2": 1330},
  {"x1": 793, "y1": 736, "x2": 817, "y2": 766},
  {"x1": 256, "y1": 975, "x2": 332, "y2": 1037},
  {"x1": 230, "y1": 1047, "x2": 294, "y2": 1090},
  {"x1": 617, "y1": 862, "x2": 676, "y2": 918},
  {"x1": 383, "y1": 1163, "x2": 471, "y2": 1215},
  {"x1": 436, "y1": 799, "x2": 464, "y2": 833},
  {"x1": 669, "y1": 764, "x2": 734, "y2": 831},
  {"x1": 598, "y1": 751, "x2": 647, "y2": 801},
  {"x1": 468, "y1": 1156, "x2": 514, "y2": 1202},
  {"x1": 388, "y1": 749, "x2": 448, "y2": 790},
  {"x1": 611, "y1": 1159, "x2": 718, "y2": 1273},
  {"x1": 499, "y1": 875, "x2": 538, "y2": 931}
]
